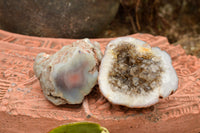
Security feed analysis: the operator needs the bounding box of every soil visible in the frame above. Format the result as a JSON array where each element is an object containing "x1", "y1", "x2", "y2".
[{"x1": 98, "y1": 0, "x2": 200, "y2": 57}]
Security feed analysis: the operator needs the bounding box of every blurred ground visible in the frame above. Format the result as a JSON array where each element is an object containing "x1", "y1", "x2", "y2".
[
  {"x1": 98, "y1": 0, "x2": 200, "y2": 57},
  {"x1": 0, "y1": 0, "x2": 199, "y2": 57}
]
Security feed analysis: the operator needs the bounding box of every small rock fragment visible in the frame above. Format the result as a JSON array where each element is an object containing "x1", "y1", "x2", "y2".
[{"x1": 34, "y1": 39, "x2": 102, "y2": 105}]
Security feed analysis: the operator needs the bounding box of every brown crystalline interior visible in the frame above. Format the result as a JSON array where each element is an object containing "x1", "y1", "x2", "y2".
[{"x1": 108, "y1": 44, "x2": 163, "y2": 95}]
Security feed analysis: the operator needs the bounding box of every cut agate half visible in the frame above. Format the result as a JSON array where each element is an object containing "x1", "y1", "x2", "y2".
[
  {"x1": 34, "y1": 39, "x2": 102, "y2": 105},
  {"x1": 98, "y1": 37, "x2": 178, "y2": 108}
]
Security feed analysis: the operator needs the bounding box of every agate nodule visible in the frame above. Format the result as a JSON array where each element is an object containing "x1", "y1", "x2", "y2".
[
  {"x1": 34, "y1": 39, "x2": 102, "y2": 105},
  {"x1": 98, "y1": 37, "x2": 178, "y2": 108}
]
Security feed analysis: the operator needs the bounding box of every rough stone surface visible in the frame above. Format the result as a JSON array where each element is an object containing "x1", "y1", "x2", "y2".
[
  {"x1": 0, "y1": 0, "x2": 119, "y2": 38},
  {"x1": 0, "y1": 29, "x2": 200, "y2": 133}
]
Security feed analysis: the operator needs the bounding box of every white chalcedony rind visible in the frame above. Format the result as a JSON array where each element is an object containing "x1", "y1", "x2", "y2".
[
  {"x1": 98, "y1": 37, "x2": 178, "y2": 108},
  {"x1": 34, "y1": 39, "x2": 102, "y2": 105}
]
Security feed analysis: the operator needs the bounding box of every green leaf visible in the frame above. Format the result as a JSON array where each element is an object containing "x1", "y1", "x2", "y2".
[{"x1": 49, "y1": 122, "x2": 109, "y2": 133}]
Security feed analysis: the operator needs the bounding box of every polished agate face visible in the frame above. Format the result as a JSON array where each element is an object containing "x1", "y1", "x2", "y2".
[
  {"x1": 51, "y1": 48, "x2": 99, "y2": 104},
  {"x1": 98, "y1": 37, "x2": 178, "y2": 108},
  {"x1": 34, "y1": 39, "x2": 102, "y2": 105}
]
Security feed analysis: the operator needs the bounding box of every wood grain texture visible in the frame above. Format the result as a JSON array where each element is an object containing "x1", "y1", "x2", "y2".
[{"x1": 0, "y1": 29, "x2": 199, "y2": 133}]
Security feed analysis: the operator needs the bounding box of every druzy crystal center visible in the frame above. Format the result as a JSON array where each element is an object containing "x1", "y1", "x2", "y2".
[{"x1": 108, "y1": 44, "x2": 163, "y2": 95}]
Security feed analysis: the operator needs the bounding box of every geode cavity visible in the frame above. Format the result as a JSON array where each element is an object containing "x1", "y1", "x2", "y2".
[{"x1": 98, "y1": 37, "x2": 178, "y2": 108}]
